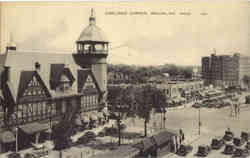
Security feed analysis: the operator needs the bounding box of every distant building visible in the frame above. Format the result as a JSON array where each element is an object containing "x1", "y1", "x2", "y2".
[
  {"x1": 201, "y1": 53, "x2": 250, "y2": 88},
  {"x1": 0, "y1": 9, "x2": 109, "y2": 150}
]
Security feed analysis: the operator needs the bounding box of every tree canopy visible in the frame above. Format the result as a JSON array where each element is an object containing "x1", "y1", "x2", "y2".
[{"x1": 108, "y1": 63, "x2": 196, "y2": 84}]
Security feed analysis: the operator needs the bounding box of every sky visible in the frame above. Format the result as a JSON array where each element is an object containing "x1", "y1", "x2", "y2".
[{"x1": 0, "y1": 1, "x2": 248, "y2": 66}]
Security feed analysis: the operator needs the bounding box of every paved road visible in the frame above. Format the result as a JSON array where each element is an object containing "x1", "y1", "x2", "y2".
[
  {"x1": 124, "y1": 101, "x2": 250, "y2": 158},
  {"x1": 157, "y1": 104, "x2": 250, "y2": 158}
]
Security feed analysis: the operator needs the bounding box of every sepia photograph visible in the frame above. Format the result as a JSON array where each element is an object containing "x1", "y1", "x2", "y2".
[{"x1": 0, "y1": 1, "x2": 249, "y2": 157}]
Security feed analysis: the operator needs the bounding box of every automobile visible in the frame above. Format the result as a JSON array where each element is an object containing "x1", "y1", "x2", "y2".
[
  {"x1": 196, "y1": 145, "x2": 211, "y2": 157},
  {"x1": 207, "y1": 102, "x2": 215, "y2": 108},
  {"x1": 233, "y1": 148, "x2": 250, "y2": 158},
  {"x1": 32, "y1": 149, "x2": 49, "y2": 158},
  {"x1": 192, "y1": 103, "x2": 201, "y2": 108},
  {"x1": 223, "y1": 131, "x2": 234, "y2": 141},
  {"x1": 120, "y1": 123, "x2": 127, "y2": 130},
  {"x1": 245, "y1": 142, "x2": 250, "y2": 150},
  {"x1": 77, "y1": 135, "x2": 89, "y2": 144},
  {"x1": 98, "y1": 131, "x2": 106, "y2": 137},
  {"x1": 211, "y1": 138, "x2": 225, "y2": 150},
  {"x1": 31, "y1": 143, "x2": 45, "y2": 150},
  {"x1": 24, "y1": 153, "x2": 36, "y2": 158},
  {"x1": 105, "y1": 127, "x2": 118, "y2": 135},
  {"x1": 223, "y1": 144, "x2": 236, "y2": 155},
  {"x1": 84, "y1": 131, "x2": 96, "y2": 139},
  {"x1": 241, "y1": 132, "x2": 250, "y2": 142},
  {"x1": 176, "y1": 144, "x2": 193, "y2": 156},
  {"x1": 8, "y1": 153, "x2": 21, "y2": 158},
  {"x1": 233, "y1": 137, "x2": 245, "y2": 146}
]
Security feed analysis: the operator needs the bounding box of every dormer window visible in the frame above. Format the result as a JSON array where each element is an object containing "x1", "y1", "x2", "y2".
[
  {"x1": 58, "y1": 74, "x2": 71, "y2": 93},
  {"x1": 50, "y1": 64, "x2": 75, "y2": 92}
]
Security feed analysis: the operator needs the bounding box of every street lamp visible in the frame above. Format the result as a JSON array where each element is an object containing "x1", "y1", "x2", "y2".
[
  {"x1": 198, "y1": 106, "x2": 201, "y2": 135},
  {"x1": 15, "y1": 127, "x2": 18, "y2": 153},
  {"x1": 111, "y1": 102, "x2": 123, "y2": 146},
  {"x1": 196, "y1": 96, "x2": 201, "y2": 135},
  {"x1": 163, "y1": 108, "x2": 166, "y2": 129}
]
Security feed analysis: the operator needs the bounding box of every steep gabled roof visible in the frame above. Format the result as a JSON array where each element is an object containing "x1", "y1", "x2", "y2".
[
  {"x1": 3, "y1": 51, "x2": 94, "y2": 103},
  {"x1": 78, "y1": 69, "x2": 101, "y2": 94},
  {"x1": 17, "y1": 71, "x2": 51, "y2": 102}
]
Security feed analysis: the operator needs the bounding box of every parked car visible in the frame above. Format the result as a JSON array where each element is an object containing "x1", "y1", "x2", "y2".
[
  {"x1": 196, "y1": 145, "x2": 211, "y2": 157},
  {"x1": 84, "y1": 131, "x2": 96, "y2": 139},
  {"x1": 223, "y1": 131, "x2": 234, "y2": 141},
  {"x1": 233, "y1": 148, "x2": 250, "y2": 158},
  {"x1": 77, "y1": 135, "x2": 90, "y2": 144},
  {"x1": 192, "y1": 103, "x2": 201, "y2": 108},
  {"x1": 241, "y1": 132, "x2": 250, "y2": 142},
  {"x1": 245, "y1": 142, "x2": 250, "y2": 150},
  {"x1": 33, "y1": 150, "x2": 49, "y2": 158},
  {"x1": 176, "y1": 144, "x2": 193, "y2": 156},
  {"x1": 8, "y1": 153, "x2": 21, "y2": 158},
  {"x1": 97, "y1": 131, "x2": 105, "y2": 137},
  {"x1": 24, "y1": 153, "x2": 36, "y2": 158},
  {"x1": 211, "y1": 138, "x2": 225, "y2": 150},
  {"x1": 207, "y1": 102, "x2": 215, "y2": 108},
  {"x1": 223, "y1": 144, "x2": 236, "y2": 155},
  {"x1": 233, "y1": 137, "x2": 245, "y2": 146}
]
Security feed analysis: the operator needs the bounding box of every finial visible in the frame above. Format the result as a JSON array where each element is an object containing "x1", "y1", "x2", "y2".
[
  {"x1": 91, "y1": 8, "x2": 95, "y2": 17},
  {"x1": 89, "y1": 8, "x2": 96, "y2": 25}
]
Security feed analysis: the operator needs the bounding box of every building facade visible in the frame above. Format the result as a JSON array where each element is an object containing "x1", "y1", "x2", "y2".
[
  {"x1": 0, "y1": 9, "x2": 108, "y2": 146},
  {"x1": 202, "y1": 53, "x2": 250, "y2": 88}
]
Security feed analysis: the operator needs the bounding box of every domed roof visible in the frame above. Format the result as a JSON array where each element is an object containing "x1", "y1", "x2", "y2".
[
  {"x1": 77, "y1": 9, "x2": 108, "y2": 43},
  {"x1": 78, "y1": 24, "x2": 108, "y2": 43}
]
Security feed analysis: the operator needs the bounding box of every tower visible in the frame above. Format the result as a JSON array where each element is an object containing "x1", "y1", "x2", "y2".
[{"x1": 73, "y1": 8, "x2": 109, "y2": 94}]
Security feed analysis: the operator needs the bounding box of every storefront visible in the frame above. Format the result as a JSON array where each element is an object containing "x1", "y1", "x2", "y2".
[{"x1": 18, "y1": 122, "x2": 50, "y2": 150}]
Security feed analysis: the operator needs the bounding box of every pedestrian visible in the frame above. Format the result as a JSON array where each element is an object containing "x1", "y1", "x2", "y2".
[
  {"x1": 237, "y1": 103, "x2": 240, "y2": 118},
  {"x1": 182, "y1": 131, "x2": 185, "y2": 142},
  {"x1": 234, "y1": 103, "x2": 238, "y2": 118},
  {"x1": 179, "y1": 129, "x2": 184, "y2": 144}
]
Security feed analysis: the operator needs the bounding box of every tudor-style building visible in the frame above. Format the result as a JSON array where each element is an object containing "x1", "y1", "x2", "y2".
[{"x1": 0, "y1": 8, "x2": 108, "y2": 141}]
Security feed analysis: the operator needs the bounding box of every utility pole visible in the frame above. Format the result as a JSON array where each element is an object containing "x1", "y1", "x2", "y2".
[
  {"x1": 118, "y1": 107, "x2": 121, "y2": 146},
  {"x1": 15, "y1": 127, "x2": 18, "y2": 153},
  {"x1": 198, "y1": 107, "x2": 200, "y2": 135}
]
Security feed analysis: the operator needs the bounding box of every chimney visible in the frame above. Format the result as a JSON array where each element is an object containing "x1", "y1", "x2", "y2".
[
  {"x1": 6, "y1": 33, "x2": 16, "y2": 52},
  {"x1": 35, "y1": 62, "x2": 41, "y2": 72}
]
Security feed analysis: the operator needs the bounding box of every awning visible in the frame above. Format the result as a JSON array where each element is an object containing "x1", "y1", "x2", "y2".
[
  {"x1": 19, "y1": 122, "x2": 50, "y2": 135},
  {"x1": 89, "y1": 114, "x2": 98, "y2": 120},
  {"x1": 98, "y1": 112, "x2": 104, "y2": 118},
  {"x1": 0, "y1": 131, "x2": 15, "y2": 143},
  {"x1": 80, "y1": 113, "x2": 90, "y2": 122}
]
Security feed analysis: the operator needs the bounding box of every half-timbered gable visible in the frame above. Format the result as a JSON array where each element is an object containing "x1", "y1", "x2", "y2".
[
  {"x1": 17, "y1": 71, "x2": 51, "y2": 103},
  {"x1": 78, "y1": 70, "x2": 101, "y2": 112}
]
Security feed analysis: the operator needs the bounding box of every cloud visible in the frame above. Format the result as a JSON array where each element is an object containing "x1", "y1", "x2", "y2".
[{"x1": 17, "y1": 20, "x2": 68, "y2": 50}]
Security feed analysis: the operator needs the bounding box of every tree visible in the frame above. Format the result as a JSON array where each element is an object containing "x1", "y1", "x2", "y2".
[
  {"x1": 134, "y1": 85, "x2": 154, "y2": 137},
  {"x1": 107, "y1": 86, "x2": 133, "y2": 145},
  {"x1": 242, "y1": 75, "x2": 250, "y2": 89}
]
